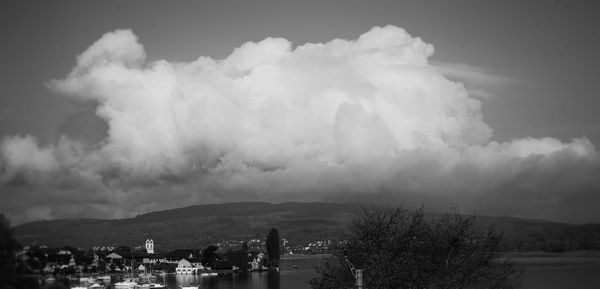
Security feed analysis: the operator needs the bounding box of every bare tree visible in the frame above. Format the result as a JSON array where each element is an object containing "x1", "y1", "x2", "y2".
[{"x1": 310, "y1": 207, "x2": 521, "y2": 289}]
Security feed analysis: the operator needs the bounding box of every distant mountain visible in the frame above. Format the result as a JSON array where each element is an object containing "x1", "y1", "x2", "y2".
[
  {"x1": 13, "y1": 202, "x2": 360, "y2": 251},
  {"x1": 13, "y1": 202, "x2": 600, "y2": 252}
]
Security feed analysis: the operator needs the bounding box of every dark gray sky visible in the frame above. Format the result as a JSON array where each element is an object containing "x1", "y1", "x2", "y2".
[{"x1": 1, "y1": 0, "x2": 600, "y2": 225}]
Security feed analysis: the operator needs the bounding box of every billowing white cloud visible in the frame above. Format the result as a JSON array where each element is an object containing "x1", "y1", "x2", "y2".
[
  {"x1": 1, "y1": 26, "x2": 599, "y2": 224},
  {"x1": 0, "y1": 135, "x2": 59, "y2": 184}
]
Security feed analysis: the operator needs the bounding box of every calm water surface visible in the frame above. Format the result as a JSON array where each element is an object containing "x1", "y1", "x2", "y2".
[
  {"x1": 515, "y1": 255, "x2": 600, "y2": 289},
  {"x1": 171, "y1": 270, "x2": 315, "y2": 289}
]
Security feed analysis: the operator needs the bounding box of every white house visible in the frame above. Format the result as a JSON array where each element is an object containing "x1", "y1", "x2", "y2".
[
  {"x1": 176, "y1": 258, "x2": 199, "y2": 274},
  {"x1": 43, "y1": 262, "x2": 57, "y2": 274},
  {"x1": 250, "y1": 252, "x2": 267, "y2": 271},
  {"x1": 251, "y1": 258, "x2": 260, "y2": 270},
  {"x1": 191, "y1": 260, "x2": 204, "y2": 270}
]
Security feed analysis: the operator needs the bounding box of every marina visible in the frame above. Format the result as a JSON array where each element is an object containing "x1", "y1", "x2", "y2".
[{"x1": 17, "y1": 255, "x2": 600, "y2": 289}]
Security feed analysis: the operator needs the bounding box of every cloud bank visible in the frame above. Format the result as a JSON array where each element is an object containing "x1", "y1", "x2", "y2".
[{"x1": 1, "y1": 26, "x2": 599, "y2": 224}]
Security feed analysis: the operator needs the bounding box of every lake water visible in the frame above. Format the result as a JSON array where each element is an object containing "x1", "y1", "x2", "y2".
[
  {"x1": 514, "y1": 255, "x2": 600, "y2": 289},
  {"x1": 169, "y1": 270, "x2": 316, "y2": 289},
  {"x1": 27, "y1": 254, "x2": 600, "y2": 289}
]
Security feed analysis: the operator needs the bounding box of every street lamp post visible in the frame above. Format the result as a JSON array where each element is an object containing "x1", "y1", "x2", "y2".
[
  {"x1": 355, "y1": 269, "x2": 363, "y2": 289},
  {"x1": 345, "y1": 253, "x2": 364, "y2": 289}
]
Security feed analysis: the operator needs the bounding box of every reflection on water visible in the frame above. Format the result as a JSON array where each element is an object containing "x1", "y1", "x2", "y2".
[
  {"x1": 267, "y1": 272, "x2": 280, "y2": 289},
  {"x1": 25, "y1": 272, "x2": 301, "y2": 289},
  {"x1": 171, "y1": 272, "x2": 286, "y2": 289}
]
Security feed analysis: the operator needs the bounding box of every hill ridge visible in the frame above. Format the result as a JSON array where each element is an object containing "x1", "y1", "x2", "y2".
[{"x1": 13, "y1": 202, "x2": 600, "y2": 252}]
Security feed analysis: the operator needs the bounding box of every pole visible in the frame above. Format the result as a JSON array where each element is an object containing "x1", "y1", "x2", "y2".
[
  {"x1": 355, "y1": 269, "x2": 363, "y2": 289},
  {"x1": 345, "y1": 255, "x2": 364, "y2": 289}
]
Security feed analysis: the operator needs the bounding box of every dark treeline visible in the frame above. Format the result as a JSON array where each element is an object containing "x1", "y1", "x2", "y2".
[
  {"x1": 1, "y1": 215, "x2": 283, "y2": 279},
  {"x1": 496, "y1": 223, "x2": 600, "y2": 252}
]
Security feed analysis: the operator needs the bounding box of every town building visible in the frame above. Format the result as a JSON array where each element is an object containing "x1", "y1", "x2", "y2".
[
  {"x1": 175, "y1": 258, "x2": 204, "y2": 274},
  {"x1": 145, "y1": 239, "x2": 154, "y2": 254}
]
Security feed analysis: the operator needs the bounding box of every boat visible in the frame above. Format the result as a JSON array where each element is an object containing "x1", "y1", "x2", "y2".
[
  {"x1": 114, "y1": 278, "x2": 138, "y2": 289},
  {"x1": 114, "y1": 281, "x2": 137, "y2": 289},
  {"x1": 71, "y1": 269, "x2": 91, "y2": 289},
  {"x1": 80, "y1": 276, "x2": 92, "y2": 282},
  {"x1": 116, "y1": 257, "x2": 139, "y2": 289},
  {"x1": 88, "y1": 283, "x2": 106, "y2": 289},
  {"x1": 138, "y1": 273, "x2": 157, "y2": 283},
  {"x1": 138, "y1": 264, "x2": 163, "y2": 288},
  {"x1": 97, "y1": 275, "x2": 111, "y2": 282},
  {"x1": 45, "y1": 276, "x2": 56, "y2": 283},
  {"x1": 80, "y1": 276, "x2": 96, "y2": 285},
  {"x1": 138, "y1": 283, "x2": 165, "y2": 289}
]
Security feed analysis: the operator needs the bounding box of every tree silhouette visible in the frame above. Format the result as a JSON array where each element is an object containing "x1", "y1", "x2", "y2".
[
  {"x1": 224, "y1": 249, "x2": 250, "y2": 271},
  {"x1": 202, "y1": 245, "x2": 220, "y2": 267},
  {"x1": 0, "y1": 214, "x2": 19, "y2": 289},
  {"x1": 310, "y1": 207, "x2": 521, "y2": 289},
  {"x1": 266, "y1": 228, "x2": 280, "y2": 268}
]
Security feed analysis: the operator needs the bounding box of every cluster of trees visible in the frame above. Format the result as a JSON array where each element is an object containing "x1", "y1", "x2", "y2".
[
  {"x1": 201, "y1": 244, "x2": 250, "y2": 270},
  {"x1": 201, "y1": 227, "x2": 281, "y2": 271},
  {"x1": 503, "y1": 229, "x2": 600, "y2": 252},
  {"x1": 310, "y1": 207, "x2": 521, "y2": 289}
]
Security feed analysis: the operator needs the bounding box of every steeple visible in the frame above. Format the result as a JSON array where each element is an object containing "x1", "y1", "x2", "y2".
[{"x1": 145, "y1": 238, "x2": 154, "y2": 254}]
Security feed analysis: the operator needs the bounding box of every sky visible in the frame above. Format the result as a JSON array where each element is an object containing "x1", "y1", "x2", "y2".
[{"x1": 1, "y1": 0, "x2": 600, "y2": 225}]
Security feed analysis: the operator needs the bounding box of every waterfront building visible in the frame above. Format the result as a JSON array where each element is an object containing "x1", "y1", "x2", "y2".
[{"x1": 175, "y1": 258, "x2": 203, "y2": 274}]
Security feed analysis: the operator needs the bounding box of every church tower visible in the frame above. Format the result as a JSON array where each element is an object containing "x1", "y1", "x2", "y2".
[{"x1": 145, "y1": 238, "x2": 154, "y2": 254}]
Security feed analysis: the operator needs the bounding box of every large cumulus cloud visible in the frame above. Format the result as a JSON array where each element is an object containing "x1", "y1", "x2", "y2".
[{"x1": 1, "y1": 26, "x2": 599, "y2": 224}]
